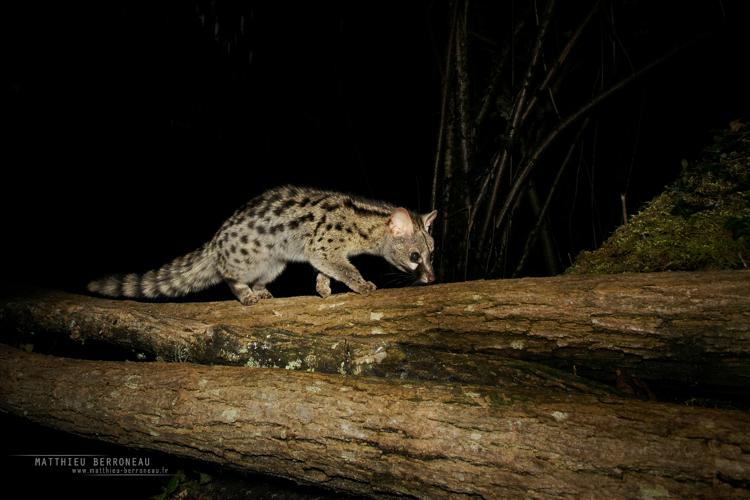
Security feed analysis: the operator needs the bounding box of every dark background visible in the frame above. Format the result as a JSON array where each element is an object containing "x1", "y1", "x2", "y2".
[
  {"x1": 1, "y1": 1, "x2": 749, "y2": 496},
  {"x1": 3, "y1": 0, "x2": 748, "y2": 299},
  {"x1": 4, "y1": 1, "x2": 446, "y2": 299}
]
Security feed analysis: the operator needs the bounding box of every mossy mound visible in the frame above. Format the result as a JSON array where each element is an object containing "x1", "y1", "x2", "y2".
[{"x1": 569, "y1": 121, "x2": 750, "y2": 274}]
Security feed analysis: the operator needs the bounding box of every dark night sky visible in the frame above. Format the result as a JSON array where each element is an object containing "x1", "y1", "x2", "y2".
[{"x1": 3, "y1": 0, "x2": 749, "y2": 297}]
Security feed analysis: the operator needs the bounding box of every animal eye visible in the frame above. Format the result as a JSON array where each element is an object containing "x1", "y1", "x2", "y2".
[{"x1": 410, "y1": 252, "x2": 421, "y2": 263}]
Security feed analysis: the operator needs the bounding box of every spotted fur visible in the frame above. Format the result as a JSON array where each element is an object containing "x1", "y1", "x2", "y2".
[{"x1": 87, "y1": 185, "x2": 437, "y2": 305}]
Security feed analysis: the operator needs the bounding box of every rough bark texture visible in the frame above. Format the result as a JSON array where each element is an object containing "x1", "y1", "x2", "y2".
[
  {"x1": 2, "y1": 271, "x2": 749, "y2": 394},
  {"x1": 1, "y1": 344, "x2": 748, "y2": 498}
]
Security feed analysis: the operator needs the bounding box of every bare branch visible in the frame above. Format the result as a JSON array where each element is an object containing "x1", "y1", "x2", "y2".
[
  {"x1": 491, "y1": 38, "x2": 700, "y2": 236},
  {"x1": 431, "y1": 1, "x2": 459, "y2": 211},
  {"x1": 455, "y1": 0, "x2": 473, "y2": 177},
  {"x1": 519, "y1": 0, "x2": 602, "y2": 125},
  {"x1": 474, "y1": 10, "x2": 529, "y2": 130},
  {"x1": 477, "y1": 0, "x2": 557, "y2": 255},
  {"x1": 512, "y1": 117, "x2": 590, "y2": 277}
]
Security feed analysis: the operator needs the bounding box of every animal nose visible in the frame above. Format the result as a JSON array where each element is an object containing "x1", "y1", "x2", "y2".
[{"x1": 424, "y1": 271, "x2": 435, "y2": 283}]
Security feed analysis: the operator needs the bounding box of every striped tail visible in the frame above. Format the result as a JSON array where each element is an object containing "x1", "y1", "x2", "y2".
[{"x1": 87, "y1": 244, "x2": 221, "y2": 299}]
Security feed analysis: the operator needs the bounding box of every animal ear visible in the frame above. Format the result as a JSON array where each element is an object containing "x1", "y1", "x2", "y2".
[
  {"x1": 422, "y1": 210, "x2": 437, "y2": 231},
  {"x1": 388, "y1": 208, "x2": 415, "y2": 237}
]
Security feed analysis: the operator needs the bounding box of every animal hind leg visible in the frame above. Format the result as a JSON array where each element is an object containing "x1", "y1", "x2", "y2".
[
  {"x1": 218, "y1": 254, "x2": 281, "y2": 305},
  {"x1": 226, "y1": 279, "x2": 270, "y2": 306},
  {"x1": 249, "y1": 260, "x2": 286, "y2": 299}
]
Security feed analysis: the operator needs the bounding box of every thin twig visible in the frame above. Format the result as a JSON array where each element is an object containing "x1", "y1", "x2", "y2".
[
  {"x1": 492, "y1": 38, "x2": 701, "y2": 235},
  {"x1": 519, "y1": 0, "x2": 601, "y2": 125},
  {"x1": 477, "y1": 0, "x2": 557, "y2": 253},
  {"x1": 512, "y1": 117, "x2": 590, "y2": 277},
  {"x1": 431, "y1": 1, "x2": 459, "y2": 211},
  {"x1": 438, "y1": 95, "x2": 456, "y2": 281},
  {"x1": 463, "y1": 9, "x2": 531, "y2": 256},
  {"x1": 455, "y1": 0, "x2": 475, "y2": 279},
  {"x1": 475, "y1": 9, "x2": 528, "y2": 130},
  {"x1": 456, "y1": 0, "x2": 473, "y2": 177}
]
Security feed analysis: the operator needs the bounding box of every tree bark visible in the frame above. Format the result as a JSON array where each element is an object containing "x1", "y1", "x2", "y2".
[
  {"x1": 0, "y1": 344, "x2": 748, "y2": 498},
  {"x1": 2, "y1": 271, "x2": 748, "y2": 395}
]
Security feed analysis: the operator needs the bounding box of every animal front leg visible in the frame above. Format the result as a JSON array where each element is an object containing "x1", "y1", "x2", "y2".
[
  {"x1": 316, "y1": 273, "x2": 332, "y2": 298},
  {"x1": 309, "y1": 256, "x2": 376, "y2": 295}
]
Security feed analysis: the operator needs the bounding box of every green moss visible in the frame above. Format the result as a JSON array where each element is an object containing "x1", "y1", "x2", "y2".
[{"x1": 569, "y1": 124, "x2": 750, "y2": 274}]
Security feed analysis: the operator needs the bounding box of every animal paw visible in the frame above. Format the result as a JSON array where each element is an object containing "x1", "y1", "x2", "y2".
[
  {"x1": 239, "y1": 289, "x2": 272, "y2": 306},
  {"x1": 353, "y1": 280, "x2": 377, "y2": 294},
  {"x1": 316, "y1": 273, "x2": 332, "y2": 298},
  {"x1": 239, "y1": 294, "x2": 261, "y2": 306},
  {"x1": 253, "y1": 288, "x2": 274, "y2": 300}
]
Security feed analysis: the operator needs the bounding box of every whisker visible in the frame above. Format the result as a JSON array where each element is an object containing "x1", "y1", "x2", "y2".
[{"x1": 382, "y1": 269, "x2": 418, "y2": 288}]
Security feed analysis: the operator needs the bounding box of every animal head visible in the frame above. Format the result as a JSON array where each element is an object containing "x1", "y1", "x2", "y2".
[{"x1": 382, "y1": 208, "x2": 437, "y2": 284}]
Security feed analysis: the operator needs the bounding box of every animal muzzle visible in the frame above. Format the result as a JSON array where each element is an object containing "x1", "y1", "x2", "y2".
[{"x1": 418, "y1": 263, "x2": 435, "y2": 284}]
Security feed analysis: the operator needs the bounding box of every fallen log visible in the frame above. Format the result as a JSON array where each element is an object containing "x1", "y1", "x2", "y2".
[
  {"x1": 0, "y1": 294, "x2": 619, "y2": 397},
  {"x1": 0, "y1": 344, "x2": 748, "y2": 498},
  {"x1": 1, "y1": 270, "x2": 748, "y2": 395}
]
